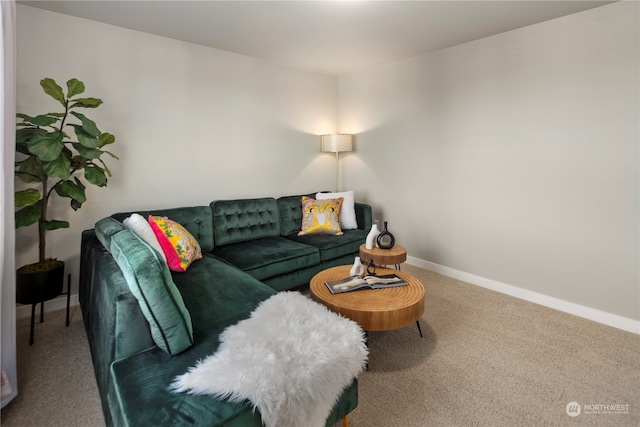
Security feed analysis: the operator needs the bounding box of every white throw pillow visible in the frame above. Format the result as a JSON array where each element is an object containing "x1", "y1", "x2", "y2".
[
  {"x1": 316, "y1": 191, "x2": 358, "y2": 230},
  {"x1": 122, "y1": 213, "x2": 167, "y2": 262}
]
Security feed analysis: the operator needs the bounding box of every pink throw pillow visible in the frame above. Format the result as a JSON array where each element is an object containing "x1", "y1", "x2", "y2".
[{"x1": 148, "y1": 215, "x2": 202, "y2": 272}]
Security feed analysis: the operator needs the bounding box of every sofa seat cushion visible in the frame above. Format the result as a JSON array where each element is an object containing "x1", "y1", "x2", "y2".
[
  {"x1": 285, "y1": 229, "x2": 368, "y2": 262},
  {"x1": 110, "y1": 271, "x2": 358, "y2": 427},
  {"x1": 111, "y1": 347, "x2": 358, "y2": 427},
  {"x1": 109, "y1": 260, "x2": 273, "y2": 427},
  {"x1": 211, "y1": 236, "x2": 320, "y2": 282},
  {"x1": 111, "y1": 345, "x2": 257, "y2": 427},
  {"x1": 171, "y1": 255, "x2": 276, "y2": 332},
  {"x1": 171, "y1": 292, "x2": 367, "y2": 427}
]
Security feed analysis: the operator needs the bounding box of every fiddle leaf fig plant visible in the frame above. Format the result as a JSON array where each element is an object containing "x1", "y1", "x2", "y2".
[{"x1": 15, "y1": 78, "x2": 117, "y2": 268}]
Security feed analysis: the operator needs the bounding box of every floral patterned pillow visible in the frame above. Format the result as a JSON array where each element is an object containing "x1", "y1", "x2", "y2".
[
  {"x1": 298, "y1": 196, "x2": 344, "y2": 236},
  {"x1": 148, "y1": 216, "x2": 202, "y2": 272}
]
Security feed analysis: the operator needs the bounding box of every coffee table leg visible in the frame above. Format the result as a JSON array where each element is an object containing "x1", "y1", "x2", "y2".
[{"x1": 416, "y1": 320, "x2": 423, "y2": 338}]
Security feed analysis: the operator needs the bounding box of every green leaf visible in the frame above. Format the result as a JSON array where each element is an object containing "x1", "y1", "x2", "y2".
[
  {"x1": 15, "y1": 204, "x2": 41, "y2": 228},
  {"x1": 57, "y1": 179, "x2": 87, "y2": 203},
  {"x1": 97, "y1": 157, "x2": 113, "y2": 177},
  {"x1": 71, "y1": 198, "x2": 83, "y2": 211},
  {"x1": 43, "y1": 153, "x2": 71, "y2": 180},
  {"x1": 16, "y1": 156, "x2": 45, "y2": 183},
  {"x1": 72, "y1": 125, "x2": 101, "y2": 148},
  {"x1": 16, "y1": 113, "x2": 58, "y2": 127},
  {"x1": 101, "y1": 150, "x2": 119, "y2": 161},
  {"x1": 69, "y1": 112, "x2": 100, "y2": 137},
  {"x1": 84, "y1": 165, "x2": 107, "y2": 187},
  {"x1": 40, "y1": 78, "x2": 66, "y2": 106},
  {"x1": 16, "y1": 127, "x2": 45, "y2": 145},
  {"x1": 66, "y1": 78, "x2": 85, "y2": 98},
  {"x1": 41, "y1": 220, "x2": 70, "y2": 231},
  {"x1": 71, "y1": 142, "x2": 103, "y2": 160},
  {"x1": 15, "y1": 188, "x2": 41, "y2": 207},
  {"x1": 15, "y1": 142, "x2": 29, "y2": 155},
  {"x1": 70, "y1": 98, "x2": 103, "y2": 109},
  {"x1": 28, "y1": 132, "x2": 64, "y2": 161},
  {"x1": 99, "y1": 132, "x2": 115, "y2": 146}
]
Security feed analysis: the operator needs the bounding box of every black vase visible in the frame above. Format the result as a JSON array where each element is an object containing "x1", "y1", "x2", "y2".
[{"x1": 376, "y1": 221, "x2": 395, "y2": 249}]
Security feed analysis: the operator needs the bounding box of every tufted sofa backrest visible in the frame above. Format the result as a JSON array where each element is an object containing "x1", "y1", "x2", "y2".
[
  {"x1": 210, "y1": 198, "x2": 281, "y2": 247},
  {"x1": 111, "y1": 206, "x2": 214, "y2": 252}
]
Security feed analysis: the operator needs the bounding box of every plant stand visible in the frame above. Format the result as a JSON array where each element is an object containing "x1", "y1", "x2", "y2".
[{"x1": 16, "y1": 267, "x2": 70, "y2": 345}]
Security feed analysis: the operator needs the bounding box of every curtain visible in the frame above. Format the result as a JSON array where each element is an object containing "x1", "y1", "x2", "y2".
[{"x1": 1, "y1": 0, "x2": 17, "y2": 408}]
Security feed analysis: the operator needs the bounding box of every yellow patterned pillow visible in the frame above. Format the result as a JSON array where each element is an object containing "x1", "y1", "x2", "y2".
[
  {"x1": 298, "y1": 196, "x2": 344, "y2": 236},
  {"x1": 148, "y1": 216, "x2": 203, "y2": 272}
]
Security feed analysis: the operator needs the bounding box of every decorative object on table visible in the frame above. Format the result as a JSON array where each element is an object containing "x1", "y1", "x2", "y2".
[
  {"x1": 14, "y1": 77, "x2": 117, "y2": 344},
  {"x1": 172, "y1": 292, "x2": 367, "y2": 427},
  {"x1": 325, "y1": 274, "x2": 407, "y2": 294},
  {"x1": 349, "y1": 256, "x2": 365, "y2": 277},
  {"x1": 320, "y1": 133, "x2": 353, "y2": 192},
  {"x1": 376, "y1": 221, "x2": 396, "y2": 249},
  {"x1": 365, "y1": 223, "x2": 380, "y2": 250},
  {"x1": 366, "y1": 258, "x2": 377, "y2": 276}
]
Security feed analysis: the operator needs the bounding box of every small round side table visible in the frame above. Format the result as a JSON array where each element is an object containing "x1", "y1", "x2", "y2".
[{"x1": 359, "y1": 244, "x2": 407, "y2": 270}]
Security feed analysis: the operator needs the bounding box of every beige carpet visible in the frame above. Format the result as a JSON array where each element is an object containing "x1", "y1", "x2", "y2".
[
  {"x1": 2, "y1": 265, "x2": 638, "y2": 426},
  {"x1": 0, "y1": 306, "x2": 103, "y2": 426}
]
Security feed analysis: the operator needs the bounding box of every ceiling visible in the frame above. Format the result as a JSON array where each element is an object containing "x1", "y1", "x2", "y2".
[{"x1": 19, "y1": 0, "x2": 616, "y2": 76}]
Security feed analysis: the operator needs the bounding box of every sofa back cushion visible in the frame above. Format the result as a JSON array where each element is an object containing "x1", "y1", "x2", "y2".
[
  {"x1": 95, "y1": 216, "x2": 127, "y2": 248},
  {"x1": 277, "y1": 195, "x2": 306, "y2": 236},
  {"x1": 211, "y1": 198, "x2": 281, "y2": 246},
  {"x1": 112, "y1": 206, "x2": 214, "y2": 252},
  {"x1": 96, "y1": 217, "x2": 194, "y2": 356}
]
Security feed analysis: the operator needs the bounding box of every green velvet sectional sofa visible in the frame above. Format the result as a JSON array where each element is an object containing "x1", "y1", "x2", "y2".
[{"x1": 79, "y1": 194, "x2": 372, "y2": 427}]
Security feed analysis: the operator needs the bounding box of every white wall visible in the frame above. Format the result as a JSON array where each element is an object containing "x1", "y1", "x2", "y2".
[
  {"x1": 15, "y1": 5, "x2": 339, "y2": 295},
  {"x1": 339, "y1": 2, "x2": 639, "y2": 322}
]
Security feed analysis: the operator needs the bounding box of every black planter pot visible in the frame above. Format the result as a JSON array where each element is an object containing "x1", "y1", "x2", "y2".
[
  {"x1": 16, "y1": 260, "x2": 66, "y2": 345},
  {"x1": 16, "y1": 261, "x2": 64, "y2": 304}
]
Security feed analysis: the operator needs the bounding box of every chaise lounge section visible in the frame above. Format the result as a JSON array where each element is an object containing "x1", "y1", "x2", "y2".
[{"x1": 79, "y1": 193, "x2": 372, "y2": 426}]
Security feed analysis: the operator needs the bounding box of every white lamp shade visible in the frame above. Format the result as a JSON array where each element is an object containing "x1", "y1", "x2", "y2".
[{"x1": 321, "y1": 134, "x2": 352, "y2": 153}]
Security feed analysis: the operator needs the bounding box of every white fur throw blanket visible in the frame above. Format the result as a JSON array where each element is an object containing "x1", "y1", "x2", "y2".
[{"x1": 172, "y1": 291, "x2": 368, "y2": 427}]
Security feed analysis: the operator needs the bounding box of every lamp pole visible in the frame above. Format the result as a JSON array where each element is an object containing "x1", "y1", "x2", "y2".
[{"x1": 335, "y1": 151, "x2": 340, "y2": 192}]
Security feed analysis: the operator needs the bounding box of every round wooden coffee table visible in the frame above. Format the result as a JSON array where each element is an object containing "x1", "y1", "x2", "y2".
[
  {"x1": 359, "y1": 244, "x2": 407, "y2": 270},
  {"x1": 310, "y1": 265, "x2": 424, "y2": 335}
]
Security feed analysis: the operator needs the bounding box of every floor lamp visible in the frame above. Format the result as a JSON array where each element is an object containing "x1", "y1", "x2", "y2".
[{"x1": 321, "y1": 134, "x2": 353, "y2": 192}]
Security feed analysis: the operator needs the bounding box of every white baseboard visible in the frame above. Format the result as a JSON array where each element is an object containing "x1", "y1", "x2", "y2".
[
  {"x1": 406, "y1": 256, "x2": 640, "y2": 335},
  {"x1": 16, "y1": 294, "x2": 79, "y2": 320}
]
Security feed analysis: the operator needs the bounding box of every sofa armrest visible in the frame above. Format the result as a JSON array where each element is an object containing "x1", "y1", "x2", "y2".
[
  {"x1": 79, "y1": 230, "x2": 156, "y2": 426},
  {"x1": 80, "y1": 231, "x2": 156, "y2": 359},
  {"x1": 355, "y1": 202, "x2": 372, "y2": 231}
]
